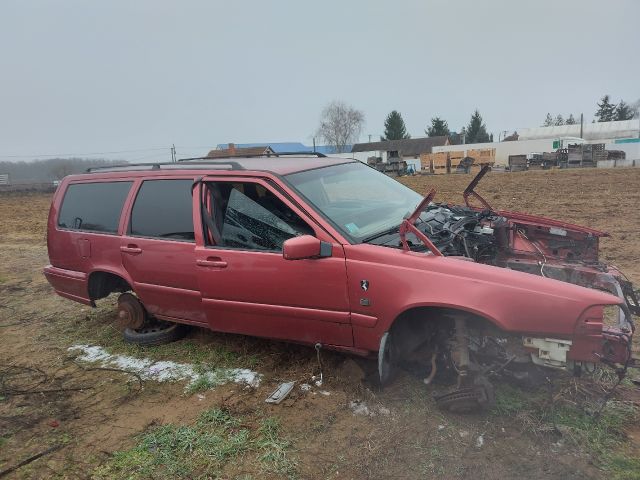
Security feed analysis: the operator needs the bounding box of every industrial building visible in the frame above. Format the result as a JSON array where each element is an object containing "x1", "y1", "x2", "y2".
[{"x1": 432, "y1": 119, "x2": 640, "y2": 168}]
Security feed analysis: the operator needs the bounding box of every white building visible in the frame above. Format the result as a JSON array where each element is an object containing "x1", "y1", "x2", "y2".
[{"x1": 433, "y1": 119, "x2": 640, "y2": 166}]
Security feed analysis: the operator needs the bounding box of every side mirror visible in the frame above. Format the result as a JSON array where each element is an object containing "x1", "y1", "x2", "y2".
[{"x1": 283, "y1": 235, "x2": 332, "y2": 260}]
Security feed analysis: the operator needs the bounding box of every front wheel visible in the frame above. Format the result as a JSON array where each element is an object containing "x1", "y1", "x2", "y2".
[{"x1": 378, "y1": 332, "x2": 398, "y2": 386}]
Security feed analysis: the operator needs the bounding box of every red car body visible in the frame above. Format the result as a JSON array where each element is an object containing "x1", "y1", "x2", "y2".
[{"x1": 44, "y1": 157, "x2": 634, "y2": 380}]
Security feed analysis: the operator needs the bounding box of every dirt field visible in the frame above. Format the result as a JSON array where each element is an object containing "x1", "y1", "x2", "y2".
[{"x1": 1, "y1": 168, "x2": 639, "y2": 479}]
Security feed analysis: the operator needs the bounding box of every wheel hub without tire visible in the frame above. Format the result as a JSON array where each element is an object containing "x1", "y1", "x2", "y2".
[{"x1": 116, "y1": 293, "x2": 147, "y2": 330}]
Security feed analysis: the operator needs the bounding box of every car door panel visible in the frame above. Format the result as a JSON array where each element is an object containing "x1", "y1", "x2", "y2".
[
  {"x1": 120, "y1": 177, "x2": 205, "y2": 324},
  {"x1": 195, "y1": 178, "x2": 352, "y2": 346}
]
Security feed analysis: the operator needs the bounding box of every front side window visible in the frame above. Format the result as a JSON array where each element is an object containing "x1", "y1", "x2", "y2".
[
  {"x1": 203, "y1": 182, "x2": 313, "y2": 251},
  {"x1": 130, "y1": 179, "x2": 195, "y2": 241},
  {"x1": 58, "y1": 181, "x2": 133, "y2": 233}
]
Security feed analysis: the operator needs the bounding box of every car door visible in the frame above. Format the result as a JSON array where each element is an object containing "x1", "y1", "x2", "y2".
[
  {"x1": 120, "y1": 177, "x2": 205, "y2": 324},
  {"x1": 194, "y1": 177, "x2": 352, "y2": 346}
]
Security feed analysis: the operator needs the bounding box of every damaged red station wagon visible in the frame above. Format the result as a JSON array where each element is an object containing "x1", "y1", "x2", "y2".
[{"x1": 44, "y1": 154, "x2": 638, "y2": 410}]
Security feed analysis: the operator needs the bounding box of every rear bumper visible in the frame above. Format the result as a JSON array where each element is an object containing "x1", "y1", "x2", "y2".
[{"x1": 43, "y1": 265, "x2": 93, "y2": 306}]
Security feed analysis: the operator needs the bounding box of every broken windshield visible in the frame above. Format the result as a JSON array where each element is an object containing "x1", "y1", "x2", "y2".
[{"x1": 286, "y1": 162, "x2": 423, "y2": 242}]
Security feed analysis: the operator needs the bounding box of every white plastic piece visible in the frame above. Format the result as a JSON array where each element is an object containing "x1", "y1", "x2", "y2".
[
  {"x1": 523, "y1": 337, "x2": 572, "y2": 368},
  {"x1": 473, "y1": 226, "x2": 495, "y2": 235},
  {"x1": 549, "y1": 227, "x2": 567, "y2": 237},
  {"x1": 265, "y1": 382, "x2": 295, "y2": 404}
]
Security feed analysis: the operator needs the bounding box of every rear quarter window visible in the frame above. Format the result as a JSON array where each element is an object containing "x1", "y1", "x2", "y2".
[{"x1": 57, "y1": 181, "x2": 133, "y2": 233}]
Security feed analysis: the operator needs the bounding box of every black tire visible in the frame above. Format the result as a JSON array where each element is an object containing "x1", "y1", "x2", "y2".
[
  {"x1": 123, "y1": 321, "x2": 188, "y2": 346},
  {"x1": 378, "y1": 332, "x2": 398, "y2": 386}
]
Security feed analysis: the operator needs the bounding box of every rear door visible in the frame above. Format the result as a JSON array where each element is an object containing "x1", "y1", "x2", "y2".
[
  {"x1": 194, "y1": 177, "x2": 352, "y2": 346},
  {"x1": 120, "y1": 177, "x2": 205, "y2": 324}
]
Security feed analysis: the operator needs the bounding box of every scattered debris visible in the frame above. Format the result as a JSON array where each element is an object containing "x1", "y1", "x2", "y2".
[
  {"x1": 476, "y1": 434, "x2": 484, "y2": 448},
  {"x1": 68, "y1": 345, "x2": 261, "y2": 391},
  {"x1": 349, "y1": 400, "x2": 391, "y2": 417},
  {"x1": 265, "y1": 382, "x2": 295, "y2": 404},
  {"x1": 300, "y1": 383, "x2": 312, "y2": 392},
  {"x1": 350, "y1": 401, "x2": 371, "y2": 416},
  {"x1": 459, "y1": 430, "x2": 469, "y2": 438}
]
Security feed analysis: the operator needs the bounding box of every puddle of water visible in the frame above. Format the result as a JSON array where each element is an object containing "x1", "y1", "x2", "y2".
[{"x1": 69, "y1": 344, "x2": 261, "y2": 390}]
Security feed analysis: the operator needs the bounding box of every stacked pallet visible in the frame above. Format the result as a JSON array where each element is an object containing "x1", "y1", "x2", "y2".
[
  {"x1": 527, "y1": 153, "x2": 545, "y2": 170},
  {"x1": 509, "y1": 154, "x2": 528, "y2": 172},
  {"x1": 567, "y1": 144, "x2": 583, "y2": 168},
  {"x1": 431, "y1": 152, "x2": 450, "y2": 175},
  {"x1": 420, "y1": 153, "x2": 435, "y2": 173},
  {"x1": 591, "y1": 144, "x2": 607, "y2": 165},
  {"x1": 466, "y1": 148, "x2": 496, "y2": 166},
  {"x1": 607, "y1": 150, "x2": 626, "y2": 160},
  {"x1": 448, "y1": 151, "x2": 465, "y2": 172},
  {"x1": 542, "y1": 151, "x2": 557, "y2": 165}
]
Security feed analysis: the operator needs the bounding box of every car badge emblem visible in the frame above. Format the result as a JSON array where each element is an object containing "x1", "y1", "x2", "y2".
[{"x1": 360, "y1": 280, "x2": 369, "y2": 291}]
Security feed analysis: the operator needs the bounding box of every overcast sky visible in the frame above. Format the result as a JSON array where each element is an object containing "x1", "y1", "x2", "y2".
[{"x1": 1, "y1": 0, "x2": 638, "y2": 162}]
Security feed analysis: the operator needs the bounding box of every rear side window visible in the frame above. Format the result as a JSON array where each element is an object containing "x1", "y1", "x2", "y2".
[
  {"x1": 130, "y1": 179, "x2": 195, "y2": 241},
  {"x1": 58, "y1": 181, "x2": 132, "y2": 233}
]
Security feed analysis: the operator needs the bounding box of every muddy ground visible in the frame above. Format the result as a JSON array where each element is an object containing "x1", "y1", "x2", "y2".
[{"x1": 1, "y1": 168, "x2": 639, "y2": 479}]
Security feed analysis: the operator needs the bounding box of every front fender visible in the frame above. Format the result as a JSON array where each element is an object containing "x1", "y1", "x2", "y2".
[{"x1": 345, "y1": 244, "x2": 619, "y2": 352}]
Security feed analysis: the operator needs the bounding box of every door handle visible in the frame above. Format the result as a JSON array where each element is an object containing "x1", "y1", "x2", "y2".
[
  {"x1": 196, "y1": 257, "x2": 228, "y2": 269},
  {"x1": 120, "y1": 245, "x2": 142, "y2": 255}
]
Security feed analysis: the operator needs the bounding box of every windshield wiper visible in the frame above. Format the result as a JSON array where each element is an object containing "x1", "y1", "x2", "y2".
[{"x1": 361, "y1": 224, "x2": 402, "y2": 243}]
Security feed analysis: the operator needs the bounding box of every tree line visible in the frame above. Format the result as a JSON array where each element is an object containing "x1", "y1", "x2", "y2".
[
  {"x1": 315, "y1": 101, "x2": 493, "y2": 152},
  {"x1": 382, "y1": 109, "x2": 492, "y2": 144},
  {"x1": 542, "y1": 94, "x2": 638, "y2": 126},
  {"x1": 315, "y1": 93, "x2": 639, "y2": 153},
  {"x1": 0, "y1": 158, "x2": 125, "y2": 183}
]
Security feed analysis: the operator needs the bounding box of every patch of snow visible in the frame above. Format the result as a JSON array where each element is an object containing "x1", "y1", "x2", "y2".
[{"x1": 69, "y1": 344, "x2": 262, "y2": 391}]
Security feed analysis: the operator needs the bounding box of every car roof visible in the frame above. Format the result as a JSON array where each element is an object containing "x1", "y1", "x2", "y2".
[
  {"x1": 210, "y1": 155, "x2": 353, "y2": 175},
  {"x1": 75, "y1": 155, "x2": 356, "y2": 179}
]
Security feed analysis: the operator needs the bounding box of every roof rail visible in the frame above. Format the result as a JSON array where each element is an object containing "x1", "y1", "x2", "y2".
[
  {"x1": 86, "y1": 161, "x2": 244, "y2": 173},
  {"x1": 177, "y1": 151, "x2": 327, "y2": 162}
]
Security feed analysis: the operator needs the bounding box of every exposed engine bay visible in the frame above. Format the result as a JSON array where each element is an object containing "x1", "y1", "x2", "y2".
[
  {"x1": 400, "y1": 167, "x2": 639, "y2": 329},
  {"x1": 378, "y1": 167, "x2": 639, "y2": 412}
]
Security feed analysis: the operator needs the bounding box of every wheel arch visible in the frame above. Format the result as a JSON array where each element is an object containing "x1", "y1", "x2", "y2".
[
  {"x1": 383, "y1": 303, "x2": 503, "y2": 354},
  {"x1": 87, "y1": 268, "x2": 133, "y2": 302}
]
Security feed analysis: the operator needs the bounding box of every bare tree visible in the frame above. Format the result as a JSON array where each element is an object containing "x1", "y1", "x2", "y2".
[{"x1": 316, "y1": 100, "x2": 364, "y2": 153}]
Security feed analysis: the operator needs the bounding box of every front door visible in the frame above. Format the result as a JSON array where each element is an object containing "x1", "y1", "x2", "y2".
[
  {"x1": 195, "y1": 178, "x2": 352, "y2": 346},
  {"x1": 120, "y1": 178, "x2": 205, "y2": 324}
]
